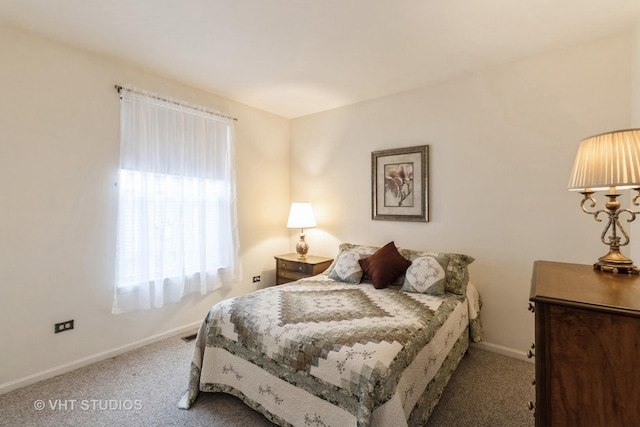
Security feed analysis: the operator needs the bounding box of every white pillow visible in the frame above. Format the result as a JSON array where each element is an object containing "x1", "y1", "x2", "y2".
[
  {"x1": 328, "y1": 251, "x2": 363, "y2": 284},
  {"x1": 401, "y1": 256, "x2": 446, "y2": 295}
]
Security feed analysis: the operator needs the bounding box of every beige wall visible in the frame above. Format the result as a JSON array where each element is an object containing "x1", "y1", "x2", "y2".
[
  {"x1": 633, "y1": 19, "x2": 640, "y2": 127},
  {"x1": 290, "y1": 35, "x2": 633, "y2": 358},
  {"x1": 630, "y1": 20, "x2": 640, "y2": 263},
  {"x1": 0, "y1": 23, "x2": 290, "y2": 391}
]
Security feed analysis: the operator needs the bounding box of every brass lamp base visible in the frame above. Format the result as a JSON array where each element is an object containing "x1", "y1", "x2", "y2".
[
  {"x1": 594, "y1": 249, "x2": 639, "y2": 274},
  {"x1": 577, "y1": 190, "x2": 640, "y2": 275}
]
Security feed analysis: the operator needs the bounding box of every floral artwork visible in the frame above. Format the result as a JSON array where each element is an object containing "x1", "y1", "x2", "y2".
[
  {"x1": 372, "y1": 145, "x2": 428, "y2": 222},
  {"x1": 384, "y1": 162, "x2": 414, "y2": 207}
]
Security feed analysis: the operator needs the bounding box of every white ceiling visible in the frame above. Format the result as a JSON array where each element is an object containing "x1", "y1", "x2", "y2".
[{"x1": 1, "y1": 0, "x2": 640, "y2": 118}]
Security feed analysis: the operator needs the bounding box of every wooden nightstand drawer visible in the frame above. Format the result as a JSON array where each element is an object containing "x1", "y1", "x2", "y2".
[
  {"x1": 277, "y1": 259, "x2": 314, "y2": 275},
  {"x1": 277, "y1": 269, "x2": 307, "y2": 282},
  {"x1": 274, "y1": 253, "x2": 333, "y2": 285}
]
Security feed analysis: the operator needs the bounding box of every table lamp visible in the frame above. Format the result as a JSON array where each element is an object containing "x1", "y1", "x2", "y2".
[
  {"x1": 287, "y1": 202, "x2": 317, "y2": 259},
  {"x1": 568, "y1": 128, "x2": 640, "y2": 274}
]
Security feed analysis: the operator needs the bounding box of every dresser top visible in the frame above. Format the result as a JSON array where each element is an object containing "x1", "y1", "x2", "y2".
[{"x1": 531, "y1": 260, "x2": 640, "y2": 315}]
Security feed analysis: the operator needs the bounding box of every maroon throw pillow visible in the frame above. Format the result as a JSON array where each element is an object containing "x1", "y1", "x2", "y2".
[{"x1": 358, "y1": 241, "x2": 411, "y2": 289}]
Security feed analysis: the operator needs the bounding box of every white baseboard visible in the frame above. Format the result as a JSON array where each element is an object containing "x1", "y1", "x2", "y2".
[
  {"x1": 0, "y1": 321, "x2": 201, "y2": 396},
  {"x1": 471, "y1": 341, "x2": 534, "y2": 364}
]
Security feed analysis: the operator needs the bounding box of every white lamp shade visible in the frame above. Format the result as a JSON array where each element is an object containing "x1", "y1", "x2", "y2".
[
  {"x1": 287, "y1": 202, "x2": 317, "y2": 229},
  {"x1": 568, "y1": 129, "x2": 640, "y2": 191}
]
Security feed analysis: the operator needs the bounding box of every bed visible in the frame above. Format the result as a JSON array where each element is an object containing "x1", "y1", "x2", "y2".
[{"x1": 178, "y1": 242, "x2": 482, "y2": 426}]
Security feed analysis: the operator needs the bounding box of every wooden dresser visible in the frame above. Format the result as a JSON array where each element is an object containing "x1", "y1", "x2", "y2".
[
  {"x1": 529, "y1": 260, "x2": 640, "y2": 427},
  {"x1": 274, "y1": 253, "x2": 333, "y2": 285}
]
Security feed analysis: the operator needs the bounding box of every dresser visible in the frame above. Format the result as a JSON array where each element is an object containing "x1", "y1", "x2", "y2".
[
  {"x1": 274, "y1": 253, "x2": 333, "y2": 285},
  {"x1": 529, "y1": 260, "x2": 640, "y2": 427}
]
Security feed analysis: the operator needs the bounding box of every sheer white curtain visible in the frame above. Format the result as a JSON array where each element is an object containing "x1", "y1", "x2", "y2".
[{"x1": 113, "y1": 88, "x2": 241, "y2": 314}]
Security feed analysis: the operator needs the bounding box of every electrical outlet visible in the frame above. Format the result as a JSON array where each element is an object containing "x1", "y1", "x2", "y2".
[
  {"x1": 54, "y1": 320, "x2": 74, "y2": 333},
  {"x1": 252, "y1": 276, "x2": 261, "y2": 283}
]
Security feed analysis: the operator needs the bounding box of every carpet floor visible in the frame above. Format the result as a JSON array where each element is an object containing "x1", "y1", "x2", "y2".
[{"x1": 0, "y1": 333, "x2": 535, "y2": 426}]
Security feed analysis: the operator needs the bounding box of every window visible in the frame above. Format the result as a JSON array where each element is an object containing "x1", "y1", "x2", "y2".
[{"x1": 113, "y1": 87, "x2": 240, "y2": 313}]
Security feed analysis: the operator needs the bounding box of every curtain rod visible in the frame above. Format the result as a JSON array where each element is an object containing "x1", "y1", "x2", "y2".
[{"x1": 115, "y1": 85, "x2": 238, "y2": 122}]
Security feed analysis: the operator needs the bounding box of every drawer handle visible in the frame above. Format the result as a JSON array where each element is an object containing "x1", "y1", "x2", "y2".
[
  {"x1": 527, "y1": 350, "x2": 535, "y2": 359},
  {"x1": 528, "y1": 303, "x2": 535, "y2": 313}
]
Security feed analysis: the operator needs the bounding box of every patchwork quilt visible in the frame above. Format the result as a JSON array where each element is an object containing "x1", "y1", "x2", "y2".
[{"x1": 179, "y1": 274, "x2": 482, "y2": 426}]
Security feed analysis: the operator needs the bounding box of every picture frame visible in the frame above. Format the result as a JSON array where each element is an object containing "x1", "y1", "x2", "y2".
[{"x1": 371, "y1": 145, "x2": 429, "y2": 222}]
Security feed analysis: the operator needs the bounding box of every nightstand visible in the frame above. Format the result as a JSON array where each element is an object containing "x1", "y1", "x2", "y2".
[{"x1": 274, "y1": 253, "x2": 333, "y2": 285}]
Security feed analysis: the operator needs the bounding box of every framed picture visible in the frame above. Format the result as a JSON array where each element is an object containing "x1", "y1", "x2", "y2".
[{"x1": 372, "y1": 145, "x2": 429, "y2": 222}]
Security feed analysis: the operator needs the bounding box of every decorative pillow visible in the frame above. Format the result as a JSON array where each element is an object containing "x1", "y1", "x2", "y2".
[
  {"x1": 444, "y1": 253, "x2": 474, "y2": 295},
  {"x1": 400, "y1": 249, "x2": 474, "y2": 295},
  {"x1": 328, "y1": 251, "x2": 363, "y2": 284},
  {"x1": 358, "y1": 241, "x2": 411, "y2": 289},
  {"x1": 324, "y1": 243, "x2": 380, "y2": 277},
  {"x1": 401, "y1": 256, "x2": 446, "y2": 295}
]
